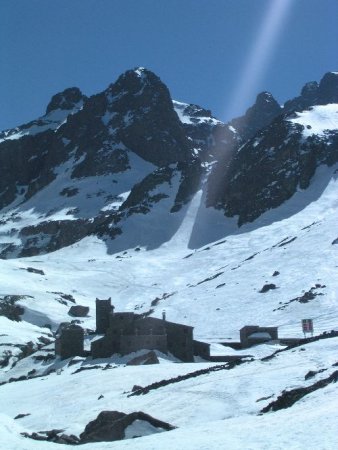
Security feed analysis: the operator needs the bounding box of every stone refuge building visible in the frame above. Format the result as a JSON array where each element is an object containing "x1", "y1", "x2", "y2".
[
  {"x1": 92, "y1": 298, "x2": 211, "y2": 362},
  {"x1": 55, "y1": 298, "x2": 211, "y2": 361},
  {"x1": 55, "y1": 299, "x2": 279, "y2": 360}
]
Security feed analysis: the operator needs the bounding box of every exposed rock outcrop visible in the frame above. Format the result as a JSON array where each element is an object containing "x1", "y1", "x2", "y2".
[{"x1": 80, "y1": 410, "x2": 175, "y2": 443}]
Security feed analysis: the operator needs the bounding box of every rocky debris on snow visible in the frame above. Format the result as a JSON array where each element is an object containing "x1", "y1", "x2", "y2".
[
  {"x1": 71, "y1": 364, "x2": 115, "y2": 375},
  {"x1": 150, "y1": 291, "x2": 177, "y2": 307},
  {"x1": 272, "y1": 271, "x2": 280, "y2": 277},
  {"x1": 304, "y1": 368, "x2": 327, "y2": 380},
  {"x1": 126, "y1": 350, "x2": 159, "y2": 366},
  {"x1": 49, "y1": 292, "x2": 76, "y2": 303},
  {"x1": 0, "y1": 295, "x2": 26, "y2": 321},
  {"x1": 244, "y1": 252, "x2": 259, "y2": 261},
  {"x1": 332, "y1": 237, "x2": 338, "y2": 245},
  {"x1": 14, "y1": 413, "x2": 31, "y2": 420},
  {"x1": 261, "y1": 369, "x2": 338, "y2": 413},
  {"x1": 277, "y1": 237, "x2": 297, "y2": 247},
  {"x1": 68, "y1": 305, "x2": 89, "y2": 317},
  {"x1": 128, "y1": 360, "x2": 245, "y2": 397},
  {"x1": 188, "y1": 272, "x2": 224, "y2": 288},
  {"x1": 274, "y1": 284, "x2": 325, "y2": 311},
  {"x1": 24, "y1": 267, "x2": 45, "y2": 275},
  {"x1": 21, "y1": 429, "x2": 80, "y2": 445},
  {"x1": 261, "y1": 330, "x2": 338, "y2": 362}
]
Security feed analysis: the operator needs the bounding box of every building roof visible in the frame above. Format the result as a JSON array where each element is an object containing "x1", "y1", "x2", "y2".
[{"x1": 133, "y1": 314, "x2": 194, "y2": 329}]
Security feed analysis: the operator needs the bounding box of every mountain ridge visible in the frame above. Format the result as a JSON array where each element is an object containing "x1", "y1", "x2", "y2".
[{"x1": 0, "y1": 68, "x2": 337, "y2": 258}]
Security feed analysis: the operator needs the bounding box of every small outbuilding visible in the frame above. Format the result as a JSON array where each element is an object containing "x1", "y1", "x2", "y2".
[{"x1": 240, "y1": 325, "x2": 278, "y2": 348}]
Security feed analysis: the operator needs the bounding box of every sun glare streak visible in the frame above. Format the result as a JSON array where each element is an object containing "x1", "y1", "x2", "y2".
[{"x1": 225, "y1": 0, "x2": 294, "y2": 119}]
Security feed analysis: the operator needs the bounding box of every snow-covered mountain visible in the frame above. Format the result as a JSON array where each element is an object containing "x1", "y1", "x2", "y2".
[{"x1": 0, "y1": 68, "x2": 337, "y2": 449}]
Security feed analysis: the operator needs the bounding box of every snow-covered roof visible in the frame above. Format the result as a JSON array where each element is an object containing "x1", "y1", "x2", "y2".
[{"x1": 248, "y1": 332, "x2": 272, "y2": 340}]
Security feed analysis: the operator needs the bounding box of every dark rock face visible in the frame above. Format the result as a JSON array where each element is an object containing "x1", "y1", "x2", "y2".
[
  {"x1": 68, "y1": 305, "x2": 89, "y2": 317},
  {"x1": 0, "y1": 132, "x2": 69, "y2": 210},
  {"x1": 80, "y1": 410, "x2": 175, "y2": 443},
  {"x1": 261, "y1": 370, "x2": 338, "y2": 413},
  {"x1": 317, "y1": 72, "x2": 338, "y2": 104},
  {"x1": 284, "y1": 81, "x2": 319, "y2": 113},
  {"x1": 173, "y1": 101, "x2": 240, "y2": 162},
  {"x1": 0, "y1": 295, "x2": 26, "y2": 321},
  {"x1": 46, "y1": 87, "x2": 87, "y2": 114},
  {"x1": 207, "y1": 113, "x2": 338, "y2": 226},
  {"x1": 230, "y1": 92, "x2": 282, "y2": 141},
  {"x1": 105, "y1": 68, "x2": 192, "y2": 166},
  {"x1": 284, "y1": 72, "x2": 338, "y2": 113},
  {"x1": 0, "y1": 68, "x2": 337, "y2": 256}
]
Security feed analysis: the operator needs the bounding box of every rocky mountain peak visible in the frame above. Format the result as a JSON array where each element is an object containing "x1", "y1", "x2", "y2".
[
  {"x1": 284, "y1": 72, "x2": 338, "y2": 114},
  {"x1": 255, "y1": 91, "x2": 278, "y2": 106},
  {"x1": 230, "y1": 91, "x2": 282, "y2": 141},
  {"x1": 101, "y1": 67, "x2": 193, "y2": 166},
  {"x1": 46, "y1": 87, "x2": 86, "y2": 115},
  {"x1": 300, "y1": 81, "x2": 319, "y2": 99},
  {"x1": 317, "y1": 71, "x2": 338, "y2": 104},
  {"x1": 250, "y1": 91, "x2": 281, "y2": 115},
  {"x1": 106, "y1": 67, "x2": 167, "y2": 104}
]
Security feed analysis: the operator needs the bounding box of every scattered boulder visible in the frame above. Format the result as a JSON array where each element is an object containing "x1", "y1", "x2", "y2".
[
  {"x1": 14, "y1": 413, "x2": 31, "y2": 420},
  {"x1": 68, "y1": 305, "x2": 89, "y2": 317},
  {"x1": 127, "y1": 351, "x2": 159, "y2": 366},
  {"x1": 332, "y1": 237, "x2": 338, "y2": 245},
  {"x1": 26, "y1": 267, "x2": 45, "y2": 275},
  {"x1": 259, "y1": 283, "x2": 277, "y2": 293},
  {"x1": 272, "y1": 271, "x2": 280, "y2": 277},
  {"x1": 80, "y1": 410, "x2": 175, "y2": 443}
]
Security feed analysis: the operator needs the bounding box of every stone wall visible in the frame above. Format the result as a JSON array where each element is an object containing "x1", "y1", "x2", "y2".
[
  {"x1": 119, "y1": 334, "x2": 167, "y2": 355},
  {"x1": 193, "y1": 340, "x2": 210, "y2": 359},
  {"x1": 55, "y1": 324, "x2": 84, "y2": 359},
  {"x1": 166, "y1": 322, "x2": 194, "y2": 362}
]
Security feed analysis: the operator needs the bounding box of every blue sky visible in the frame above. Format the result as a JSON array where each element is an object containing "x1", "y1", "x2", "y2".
[{"x1": 1, "y1": 0, "x2": 337, "y2": 130}]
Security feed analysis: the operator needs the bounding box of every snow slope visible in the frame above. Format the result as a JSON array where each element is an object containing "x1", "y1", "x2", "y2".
[
  {"x1": 0, "y1": 337, "x2": 337, "y2": 449},
  {"x1": 288, "y1": 103, "x2": 338, "y2": 137},
  {"x1": 0, "y1": 163, "x2": 337, "y2": 447}
]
